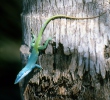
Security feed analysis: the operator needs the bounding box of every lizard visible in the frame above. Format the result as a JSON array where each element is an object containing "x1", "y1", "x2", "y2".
[{"x1": 14, "y1": 12, "x2": 106, "y2": 84}]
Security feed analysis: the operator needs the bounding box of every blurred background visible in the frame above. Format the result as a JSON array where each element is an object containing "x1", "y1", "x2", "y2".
[{"x1": 0, "y1": 0, "x2": 22, "y2": 100}]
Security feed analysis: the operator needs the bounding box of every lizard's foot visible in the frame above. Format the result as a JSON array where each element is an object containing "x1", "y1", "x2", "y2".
[
  {"x1": 38, "y1": 37, "x2": 53, "y2": 50},
  {"x1": 32, "y1": 64, "x2": 43, "y2": 69},
  {"x1": 47, "y1": 35, "x2": 56, "y2": 44}
]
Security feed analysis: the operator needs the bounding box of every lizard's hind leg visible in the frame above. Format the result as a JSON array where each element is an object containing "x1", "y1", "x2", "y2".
[
  {"x1": 38, "y1": 34, "x2": 55, "y2": 50},
  {"x1": 38, "y1": 37, "x2": 52, "y2": 50}
]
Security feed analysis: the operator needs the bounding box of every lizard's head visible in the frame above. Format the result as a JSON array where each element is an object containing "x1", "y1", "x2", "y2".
[{"x1": 14, "y1": 68, "x2": 31, "y2": 84}]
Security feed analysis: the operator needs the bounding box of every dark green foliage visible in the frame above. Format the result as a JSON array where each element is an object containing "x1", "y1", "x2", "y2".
[{"x1": 0, "y1": 0, "x2": 22, "y2": 100}]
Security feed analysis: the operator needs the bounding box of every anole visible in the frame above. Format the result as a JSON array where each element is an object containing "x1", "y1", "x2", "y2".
[{"x1": 14, "y1": 12, "x2": 106, "y2": 84}]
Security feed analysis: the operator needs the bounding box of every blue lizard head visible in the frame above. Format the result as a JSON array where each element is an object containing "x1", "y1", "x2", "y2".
[
  {"x1": 14, "y1": 49, "x2": 42, "y2": 84},
  {"x1": 14, "y1": 67, "x2": 32, "y2": 84},
  {"x1": 14, "y1": 63, "x2": 42, "y2": 84}
]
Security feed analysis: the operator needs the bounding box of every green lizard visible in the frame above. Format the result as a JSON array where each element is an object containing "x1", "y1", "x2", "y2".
[{"x1": 14, "y1": 12, "x2": 106, "y2": 84}]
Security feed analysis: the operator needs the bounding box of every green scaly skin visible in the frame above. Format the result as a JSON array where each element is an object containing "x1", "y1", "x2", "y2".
[{"x1": 35, "y1": 12, "x2": 106, "y2": 51}]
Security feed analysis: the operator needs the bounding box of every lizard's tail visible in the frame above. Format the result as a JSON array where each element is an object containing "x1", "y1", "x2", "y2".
[{"x1": 35, "y1": 11, "x2": 106, "y2": 47}]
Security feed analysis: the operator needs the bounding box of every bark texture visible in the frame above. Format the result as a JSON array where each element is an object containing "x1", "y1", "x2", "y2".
[{"x1": 20, "y1": 0, "x2": 110, "y2": 100}]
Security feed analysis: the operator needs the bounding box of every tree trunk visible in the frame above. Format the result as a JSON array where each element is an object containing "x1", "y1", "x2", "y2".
[{"x1": 20, "y1": 0, "x2": 110, "y2": 100}]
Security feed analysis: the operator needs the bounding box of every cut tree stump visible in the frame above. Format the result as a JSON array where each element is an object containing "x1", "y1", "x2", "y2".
[{"x1": 19, "y1": 0, "x2": 110, "y2": 100}]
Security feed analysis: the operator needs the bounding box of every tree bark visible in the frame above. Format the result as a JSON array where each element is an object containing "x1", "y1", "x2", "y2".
[{"x1": 20, "y1": 0, "x2": 110, "y2": 100}]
